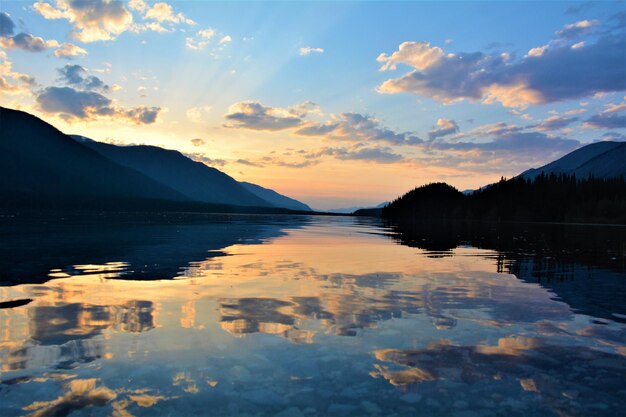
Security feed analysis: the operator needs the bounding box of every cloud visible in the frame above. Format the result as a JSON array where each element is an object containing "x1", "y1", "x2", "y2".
[
  {"x1": 231, "y1": 144, "x2": 403, "y2": 169},
  {"x1": 236, "y1": 158, "x2": 264, "y2": 167},
  {"x1": 37, "y1": 86, "x2": 111, "y2": 118},
  {"x1": 130, "y1": 21, "x2": 170, "y2": 33},
  {"x1": 0, "y1": 10, "x2": 74, "y2": 57},
  {"x1": 530, "y1": 115, "x2": 579, "y2": 131},
  {"x1": 600, "y1": 131, "x2": 626, "y2": 141},
  {"x1": 36, "y1": 86, "x2": 161, "y2": 124},
  {"x1": 299, "y1": 46, "x2": 324, "y2": 56},
  {"x1": 224, "y1": 100, "x2": 421, "y2": 146},
  {"x1": 53, "y1": 42, "x2": 87, "y2": 59},
  {"x1": 428, "y1": 118, "x2": 459, "y2": 140},
  {"x1": 430, "y1": 131, "x2": 580, "y2": 158},
  {"x1": 186, "y1": 105, "x2": 212, "y2": 122},
  {"x1": 58, "y1": 64, "x2": 110, "y2": 92},
  {"x1": 225, "y1": 101, "x2": 305, "y2": 130},
  {"x1": 143, "y1": 2, "x2": 195, "y2": 24},
  {"x1": 124, "y1": 106, "x2": 159, "y2": 124},
  {"x1": 185, "y1": 27, "x2": 218, "y2": 50},
  {"x1": 584, "y1": 102, "x2": 626, "y2": 129},
  {"x1": 377, "y1": 22, "x2": 626, "y2": 108},
  {"x1": 377, "y1": 41, "x2": 444, "y2": 71},
  {"x1": 190, "y1": 138, "x2": 205, "y2": 147},
  {"x1": 467, "y1": 122, "x2": 523, "y2": 137},
  {"x1": 320, "y1": 146, "x2": 403, "y2": 163},
  {"x1": 0, "y1": 12, "x2": 15, "y2": 37},
  {"x1": 556, "y1": 19, "x2": 599, "y2": 39},
  {"x1": 219, "y1": 35, "x2": 232, "y2": 45},
  {"x1": 33, "y1": 0, "x2": 133, "y2": 42},
  {"x1": 527, "y1": 45, "x2": 548, "y2": 57},
  {"x1": 0, "y1": 32, "x2": 59, "y2": 52},
  {"x1": 184, "y1": 152, "x2": 226, "y2": 167},
  {"x1": 0, "y1": 51, "x2": 36, "y2": 96},
  {"x1": 129, "y1": 0, "x2": 195, "y2": 32},
  {"x1": 256, "y1": 155, "x2": 321, "y2": 169},
  {"x1": 296, "y1": 112, "x2": 423, "y2": 146}
]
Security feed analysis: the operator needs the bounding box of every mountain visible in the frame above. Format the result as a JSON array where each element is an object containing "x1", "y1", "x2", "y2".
[
  {"x1": 520, "y1": 141, "x2": 626, "y2": 180},
  {"x1": 239, "y1": 182, "x2": 312, "y2": 211},
  {"x1": 0, "y1": 107, "x2": 188, "y2": 208},
  {"x1": 0, "y1": 107, "x2": 313, "y2": 213},
  {"x1": 326, "y1": 202, "x2": 388, "y2": 214},
  {"x1": 75, "y1": 138, "x2": 271, "y2": 207}
]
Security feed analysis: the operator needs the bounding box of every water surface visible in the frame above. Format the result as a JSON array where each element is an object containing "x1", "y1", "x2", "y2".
[{"x1": 1, "y1": 213, "x2": 625, "y2": 416}]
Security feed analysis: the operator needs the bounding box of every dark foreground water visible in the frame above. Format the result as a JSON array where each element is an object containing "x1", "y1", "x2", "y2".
[{"x1": 1, "y1": 213, "x2": 625, "y2": 417}]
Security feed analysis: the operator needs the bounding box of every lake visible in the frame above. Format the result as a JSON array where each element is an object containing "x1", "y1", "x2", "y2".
[{"x1": 1, "y1": 213, "x2": 625, "y2": 417}]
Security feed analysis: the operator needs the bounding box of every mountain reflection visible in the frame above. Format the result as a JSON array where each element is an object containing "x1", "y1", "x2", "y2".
[
  {"x1": 1, "y1": 215, "x2": 625, "y2": 416},
  {"x1": 0, "y1": 212, "x2": 310, "y2": 285}
]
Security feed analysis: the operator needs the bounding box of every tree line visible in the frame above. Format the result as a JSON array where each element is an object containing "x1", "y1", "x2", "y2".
[{"x1": 382, "y1": 173, "x2": 626, "y2": 224}]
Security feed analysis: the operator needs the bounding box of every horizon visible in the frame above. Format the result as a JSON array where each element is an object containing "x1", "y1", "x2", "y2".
[{"x1": 1, "y1": 1, "x2": 625, "y2": 209}]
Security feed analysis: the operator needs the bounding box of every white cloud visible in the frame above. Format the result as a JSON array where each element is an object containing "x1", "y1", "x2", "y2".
[
  {"x1": 53, "y1": 42, "x2": 87, "y2": 59},
  {"x1": 33, "y1": 0, "x2": 134, "y2": 42},
  {"x1": 377, "y1": 29, "x2": 625, "y2": 108},
  {"x1": 377, "y1": 41, "x2": 444, "y2": 71},
  {"x1": 142, "y1": 1, "x2": 195, "y2": 25},
  {"x1": 299, "y1": 46, "x2": 324, "y2": 56},
  {"x1": 0, "y1": 51, "x2": 35, "y2": 96},
  {"x1": 185, "y1": 28, "x2": 221, "y2": 50},
  {"x1": 186, "y1": 105, "x2": 212, "y2": 123},
  {"x1": 527, "y1": 45, "x2": 548, "y2": 57}
]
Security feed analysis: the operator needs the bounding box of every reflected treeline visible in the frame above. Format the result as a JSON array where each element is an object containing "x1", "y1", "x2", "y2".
[
  {"x1": 388, "y1": 220, "x2": 626, "y2": 322},
  {"x1": 0, "y1": 211, "x2": 310, "y2": 285}
]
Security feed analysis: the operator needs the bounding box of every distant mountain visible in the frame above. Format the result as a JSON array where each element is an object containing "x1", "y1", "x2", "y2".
[
  {"x1": 326, "y1": 202, "x2": 388, "y2": 214},
  {"x1": 239, "y1": 182, "x2": 312, "y2": 211},
  {"x1": 520, "y1": 141, "x2": 626, "y2": 180},
  {"x1": 0, "y1": 107, "x2": 188, "y2": 208},
  {"x1": 0, "y1": 107, "x2": 312, "y2": 214},
  {"x1": 75, "y1": 138, "x2": 271, "y2": 207}
]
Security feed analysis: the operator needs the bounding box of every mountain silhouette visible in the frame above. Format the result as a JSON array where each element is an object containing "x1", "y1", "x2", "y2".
[
  {"x1": 381, "y1": 142, "x2": 626, "y2": 224},
  {"x1": 0, "y1": 107, "x2": 312, "y2": 212},
  {"x1": 75, "y1": 137, "x2": 271, "y2": 207},
  {"x1": 239, "y1": 181, "x2": 312, "y2": 211},
  {"x1": 0, "y1": 107, "x2": 188, "y2": 208},
  {"x1": 521, "y1": 141, "x2": 626, "y2": 180}
]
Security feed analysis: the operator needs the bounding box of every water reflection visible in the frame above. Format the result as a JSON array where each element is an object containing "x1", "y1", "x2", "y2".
[
  {"x1": 0, "y1": 214, "x2": 624, "y2": 416},
  {"x1": 387, "y1": 219, "x2": 626, "y2": 323}
]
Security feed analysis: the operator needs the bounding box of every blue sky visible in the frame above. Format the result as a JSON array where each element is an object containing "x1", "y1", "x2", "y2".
[{"x1": 1, "y1": 1, "x2": 624, "y2": 208}]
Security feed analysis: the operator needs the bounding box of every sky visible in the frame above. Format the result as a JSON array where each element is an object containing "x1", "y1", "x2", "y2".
[{"x1": 0, "y1": 0, "x2": 625, "y2": 209}]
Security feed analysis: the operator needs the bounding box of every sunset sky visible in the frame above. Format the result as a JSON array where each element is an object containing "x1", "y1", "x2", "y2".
[{"x1": 1, "y1": 0, "x2": 624, "y2": 209}]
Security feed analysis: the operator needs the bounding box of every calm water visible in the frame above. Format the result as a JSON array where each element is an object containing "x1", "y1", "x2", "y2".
[{"x1": 1, "y1": 213, "x2": 625, "y2": 417}]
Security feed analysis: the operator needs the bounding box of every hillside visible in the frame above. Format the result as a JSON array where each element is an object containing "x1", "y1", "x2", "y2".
[
  {"x1": 76, "y1": 138, "x2": 272, "y2": 207},
  {"x1": 239, "y1": 181, "x2": 312, "y2": 211},
  {"x1": 520, "y1": 141, "x2": 626, "y2": 180},
  {"x1": 0, "y1": 107, "x2": 188, "y2": 208}
]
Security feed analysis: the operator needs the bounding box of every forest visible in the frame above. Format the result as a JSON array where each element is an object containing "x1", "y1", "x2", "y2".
[{"x1": 381, "y1": 174, "x2": 626, "y2": 224}]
